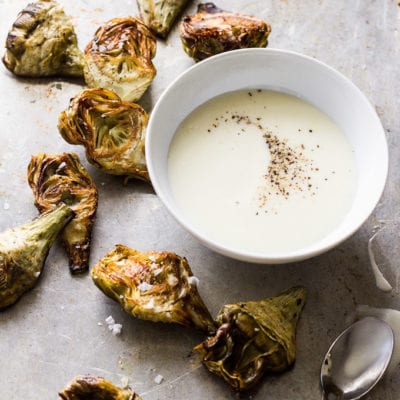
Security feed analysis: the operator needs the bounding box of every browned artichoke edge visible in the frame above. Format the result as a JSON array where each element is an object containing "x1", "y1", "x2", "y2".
[
  {"x1": 58, "y1": 374, "x2": 142, "y2": 399},
  {"x1": 194, "y1": 286, "x2": 307, "y2": 391}
]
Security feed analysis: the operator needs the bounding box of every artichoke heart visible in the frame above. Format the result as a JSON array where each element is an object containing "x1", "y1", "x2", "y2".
[
  {"x1": 194, "y1": 286, "x2": 307, "y2": 391},
  {"x1": 137, "y1": 0, "x2": 189, "y2": 38},
  {"x1": 180, "y1": 3, "x2": 271, "y2": 61},
  {"x1": 91, "y1": 245, "x2": 215, "y2": 332},
  {"x1": 84, "y1": 17, "x2": 157, "y2": 102},
  {"x1": 58, "y1": 88, "x2": 149, "y2": 182},
  {"x1": 0, "y1": 204, "x2": 73, "y2": 310},
  {"x1": 27, "y1": 153, "x2": 98, "y2": 275},
  {"x1": 2, "y1": 0, "x2": 84, "y2": 77},
  {"x1": 59, "y1": 375, "x2": 142, "y2": 400}
]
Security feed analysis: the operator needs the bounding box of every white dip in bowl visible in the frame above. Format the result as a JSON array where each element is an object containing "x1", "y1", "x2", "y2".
[
  {"x1": 168, "y1": 89, "x2": 357, "y2": 254},
  {"x1": 146, "y1": 48, "x2": 388, "y2": 264}
]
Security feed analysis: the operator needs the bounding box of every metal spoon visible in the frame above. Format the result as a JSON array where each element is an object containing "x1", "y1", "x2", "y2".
[{"x1": 320, "y1": 316, "x2": 394, "y2": 400}]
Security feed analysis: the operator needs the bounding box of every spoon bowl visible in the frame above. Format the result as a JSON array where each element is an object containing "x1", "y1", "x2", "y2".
[{"x1": 321, "y1": 317, "x2": 394, "y2": 400}]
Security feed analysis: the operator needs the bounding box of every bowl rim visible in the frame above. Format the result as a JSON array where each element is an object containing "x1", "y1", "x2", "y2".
[{"x1": 146, "y1": 47, "x2": 389, "y2": 264}]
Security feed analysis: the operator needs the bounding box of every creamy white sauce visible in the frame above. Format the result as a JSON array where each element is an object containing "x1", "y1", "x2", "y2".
[{"x1": 168, "y1": 90, "x2": 357, "y2": 254}]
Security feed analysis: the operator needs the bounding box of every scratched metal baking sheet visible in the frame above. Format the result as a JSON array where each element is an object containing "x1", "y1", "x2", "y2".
[{"x1": 1, "y1": 1, "x2": 400, "y2": 399}]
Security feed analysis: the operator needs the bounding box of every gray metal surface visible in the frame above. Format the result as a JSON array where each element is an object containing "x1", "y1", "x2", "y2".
[{"x1": 0, "y1": 1, "x2": 399, "y2": 399}]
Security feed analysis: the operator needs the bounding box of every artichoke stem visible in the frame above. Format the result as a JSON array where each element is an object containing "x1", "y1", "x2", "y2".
[
  {"x1": 0, "y1": 204, "x2": 74, "y2": 310},
  {"x1": 23, "y1": 204, "x2": 74, "y2": 250},
  {"x1": 66, "y1": 241, "x2": 90, "y2": 274}
]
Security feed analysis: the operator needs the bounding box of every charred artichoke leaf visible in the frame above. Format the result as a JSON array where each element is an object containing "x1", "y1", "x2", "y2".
[
  {"x1": 194, "y1": 286, "x2": 307, "y2": 391},
  {"x1": 58, "y1": 88, "x2": 149, "y2": 182},
  {"x1": 91, "y1": 245, "x2": 215, "y2": 332},
  {"x1": 84, "y1": 17, "x2": 157, "y2": 102},
  {"x1": 2, "y1": 0, "x2": 84, "y2": 77},
  {"x1": 137, "y1": 0, "x2": 189, "y2": 38},
  {"x1": 0, "y1": 204, "x2": 73, "y2": 310},
  {"x1": 59, "y1": 375, "x2": 142, "y2": 400},
  {"x1": 27, "y1": 153, "x2": 98, "y2": 274},
  {"x1": 180, "y1": 2, "x2": 271, "y2": 61}
]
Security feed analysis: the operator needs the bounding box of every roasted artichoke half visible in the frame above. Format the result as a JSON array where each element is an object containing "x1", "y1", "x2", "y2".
[
  {"x1": 180, "y1": 3, "x2": 271, "y2": 61},
  {"x1": 84, "y1": 17, "x2": 157, "y2": 102},
  {"x1": 194, "y1": 286, "x2": 307, "y2": 391},
  {"x1": 58, "y1": 88, "x2": 149, "y2": 182},
  {"x1": 0, "y1": 204, "x2": 73, "y2": 310},
  {"x1": 27, "y1": 153, "x2": 98, "y2": 274},
  {"x1": 91, "y1": 245, "x2": 215, "y2": 332},
  {"x1": 137, "y1": 0, "x2": 189, "y2": 38},
  {"x1": 59, "y1": 375, "x2": 142, "y2": 400},
  {"x1": 2, "y1": 0, "x2": 84, "y2": 78}
]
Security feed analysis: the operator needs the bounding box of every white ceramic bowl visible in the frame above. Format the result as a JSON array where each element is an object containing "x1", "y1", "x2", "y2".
[{"x1": 146, "y1": 48, "x2": 388, "y2": 264}]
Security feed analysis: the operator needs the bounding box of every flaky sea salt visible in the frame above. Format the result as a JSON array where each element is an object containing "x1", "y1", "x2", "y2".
[
  {"x1": 138, "y1": 281, "x2": 153, "y2": 292},
  {"x1": 105, "y1": 315, "x2": 122, "y2": 335},
  {"x1": 120, "y1": 376, "x2": 129, "y2": 388},
  {"x1": 57, "y1": 162, "x2": 66, "y2": 170},
  {"x1": 3, "y1": 202, "x2": 9, "y2": 210},
  {"x1": 154, "y1": 374, "x2": 164, "y2": 384},
  {"x1": 167, "y1": 274, "x2": 179, "y2": 286},
  {"x1": 188, "y1": 276, "x2": 199, "y2": 286},
  {"x1": 110, "y1": 323, "x2": 122, "y2": 336},
  {"x1": 143, "y1": 298, "x2": 155, "y2": 309}
]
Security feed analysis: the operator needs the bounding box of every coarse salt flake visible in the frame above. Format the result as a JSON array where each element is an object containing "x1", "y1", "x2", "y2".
[
  {"x1": 143, "y1": 298, "x2": 155, "y2": 309},
  {"x1": 167, "y1": 274, "x2": 179, "y2": 287},
  {"x1": 188, "y1": 276, "x2": 199, "y2": 286},
  {"x1": 120, "y1": 376, "x2": 129, "y2": 388},
  {"x1": 3, "y1": 202, "x2": 9, "y2": 210},
  {"x1": 111, "y1": 323, "x2": 122, "y2": 336},
  {"x1": 138, "y1": 281, "x2": 153, "y2": 292},
  {"x1": 154, "y1": 374, "x2": 164, "y2": 384},
  {"x1": 105, "y1": 315, "x2": 115, "y2": 325}
]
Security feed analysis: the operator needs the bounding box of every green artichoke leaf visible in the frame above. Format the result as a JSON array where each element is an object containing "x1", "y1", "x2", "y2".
[
  {"x1": 2, "y1": 0, "x2": 84, "y2": 77},
  {"x1": 84, "y1": 17, "x2": 157, "y2": 102},
  {"x1": 59, "y1": 374, "x2": 142, "y2": 400},
  {"x1": 194, "y1": 286, "x2": 307, "y2": 391},
  {"x1": 58, "y1": 88, "x2": 149, "y2": 182},
  {"x1": 91, "y1": 245, "x2": 216, "y2": 332},
  {"x1": 180, "y1": 2, "x2": 271, "y2": 61},
  {"x1": 27, "y1": 153, "x2": 98, "y2": 274},
  {"x1": 0, "y1": 204, "x2": 73, "y2": 310},
  {"x1": 137, "y1": 0, "x2": 189, "y2": 38}
]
